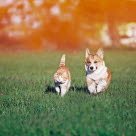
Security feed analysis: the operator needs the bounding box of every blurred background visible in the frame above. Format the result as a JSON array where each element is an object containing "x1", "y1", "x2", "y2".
[{"x1": 0, "y1": 0, "x2": 136, "y2": 51}]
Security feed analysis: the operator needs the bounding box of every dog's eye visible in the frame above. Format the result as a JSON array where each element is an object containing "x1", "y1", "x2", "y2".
[
  {"x1": 87, "y1": 62, "x2": 91, "y2": 64},
  {"x1": 94, "y1": 61, "x2": 97, "y2": 63},
  {"x1": 86, "y1": 61, "x2": 91, "y2": 65}
]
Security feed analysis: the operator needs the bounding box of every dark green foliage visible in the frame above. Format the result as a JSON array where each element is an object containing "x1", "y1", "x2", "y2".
[{"x1": 0, "y1": 50, "x2": 136, "y2": 136}]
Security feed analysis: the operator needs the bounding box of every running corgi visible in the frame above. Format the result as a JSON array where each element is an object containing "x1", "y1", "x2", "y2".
[
  {"x1": 54, "y1": 54, "x2": 71, "y2": 97},
  {"x1": 85, "y1": 48, "x2": 111, "y2": 94}
]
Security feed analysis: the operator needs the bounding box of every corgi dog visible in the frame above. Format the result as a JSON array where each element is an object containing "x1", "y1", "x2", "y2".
[
  {"x1": 54, "y1": 54, "x2": 71, "y2": 97},
  {"x1": 85, "y1": 48, "x2": 111, "y2": 94}
]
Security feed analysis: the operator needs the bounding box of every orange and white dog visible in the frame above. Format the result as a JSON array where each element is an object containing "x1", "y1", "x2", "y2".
[{"x1": 85, "y1": 48, "x2": 111, "y2": 94}]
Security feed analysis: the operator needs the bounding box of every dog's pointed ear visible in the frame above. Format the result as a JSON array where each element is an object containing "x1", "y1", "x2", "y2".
[
  {"x1": 96, "y1": 48, "x2": 104, "y2": 59},
  {"x1": 85, "y1": 48, "x2": 90, "y2": 58}
]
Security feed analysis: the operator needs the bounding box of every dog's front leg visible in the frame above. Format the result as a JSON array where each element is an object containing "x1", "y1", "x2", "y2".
[
  {"x1": 87, "y1": 78, "x2": 97, "y2": 94},
  {"x1": 97, "y1": 80, "x2": 107, "y2": 93}
]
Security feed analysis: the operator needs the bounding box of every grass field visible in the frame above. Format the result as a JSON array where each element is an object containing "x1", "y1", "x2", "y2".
[{"x1": 0, "y1": 50, "x2": 136, "y2": 136}]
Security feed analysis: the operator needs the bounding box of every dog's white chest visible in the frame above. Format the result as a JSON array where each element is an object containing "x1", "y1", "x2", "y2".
[{"x1": 87, "y1": 67, "x2": 108, "y2": 81}]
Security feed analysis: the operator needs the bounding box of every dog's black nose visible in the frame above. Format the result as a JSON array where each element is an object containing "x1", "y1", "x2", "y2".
[{"x1": 90, "y1": 66, "x2": 94, "y2": 70}]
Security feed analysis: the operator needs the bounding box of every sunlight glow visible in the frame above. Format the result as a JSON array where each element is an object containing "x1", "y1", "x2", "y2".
[
  {"x1": 11, "y1": 15, "x2": 22, "y2": 24},
  {"x1": 50, "y1": 5, "x2": 61, "y2": 15},
  {"x1": 0, "y1": 0, "x2": 13, "y2": 7},
  {"x1": 0, "y1": 0, "x2": 136, "y2": 50},
  {"x1": 34, "y1": 0, "x2": 43, "y2": 6}
]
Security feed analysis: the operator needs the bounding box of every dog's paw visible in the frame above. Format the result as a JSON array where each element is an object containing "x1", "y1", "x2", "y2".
[
  {"x1": 88, "y1": 86, "x2": 97, "y2": 94},
  {"x1": 97, "y1": 85, "x2": 105, "y2": 93}
]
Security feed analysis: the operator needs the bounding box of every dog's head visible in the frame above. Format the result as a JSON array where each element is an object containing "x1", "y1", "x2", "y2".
[{"x1": 85, "y1": 48, "x2": 105, "y2": 72}]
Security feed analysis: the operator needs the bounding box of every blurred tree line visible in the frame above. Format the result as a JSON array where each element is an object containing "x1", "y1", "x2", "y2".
[{"x1": 0, "y1": 0, "x2": 136, "y2": 50}]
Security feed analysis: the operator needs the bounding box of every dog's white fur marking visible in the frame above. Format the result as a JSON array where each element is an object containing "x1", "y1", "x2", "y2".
[
  {"x1": 97, "y1": 80, "x2": 107, "y2": 93},
  {"x1": 86, "y1": 62, "x2": 108, "y2": 81},
  {"x1": 88, "y1": 81, "x2": 96, "y2": 94},
  {"x1": 86, "y1": 65, "x2": 108, "y2": 94}
]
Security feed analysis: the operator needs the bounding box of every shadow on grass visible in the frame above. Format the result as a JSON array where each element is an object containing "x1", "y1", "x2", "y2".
[
  {"x1": 44, "y1": 85, "x2": 88, "y2": 94},
  {"x1": 70, "y1": 86, "x2": 88, "y2": 93},
  {"x1": 44, "y1": 86, "x2": 56, "y2": 94}
]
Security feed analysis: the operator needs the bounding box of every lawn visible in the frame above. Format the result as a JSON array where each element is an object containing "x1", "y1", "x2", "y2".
[{"x1": 0, "y1": 50, "x2": 136, "y2": 136}]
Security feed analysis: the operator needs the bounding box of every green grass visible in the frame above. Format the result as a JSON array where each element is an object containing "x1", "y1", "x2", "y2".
[{"x1": 0, "y1": 50, "x2": 136, "y2": 136}]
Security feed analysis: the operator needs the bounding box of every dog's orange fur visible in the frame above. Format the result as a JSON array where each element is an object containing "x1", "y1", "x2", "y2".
[{"x1": 105, "y1": 69, "x2": 112, "y2": 90}]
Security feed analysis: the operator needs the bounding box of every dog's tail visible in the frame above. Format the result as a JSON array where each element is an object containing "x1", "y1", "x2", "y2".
[{"x1": 59, "y1": 54, "x2": 65, "y2": 67}]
